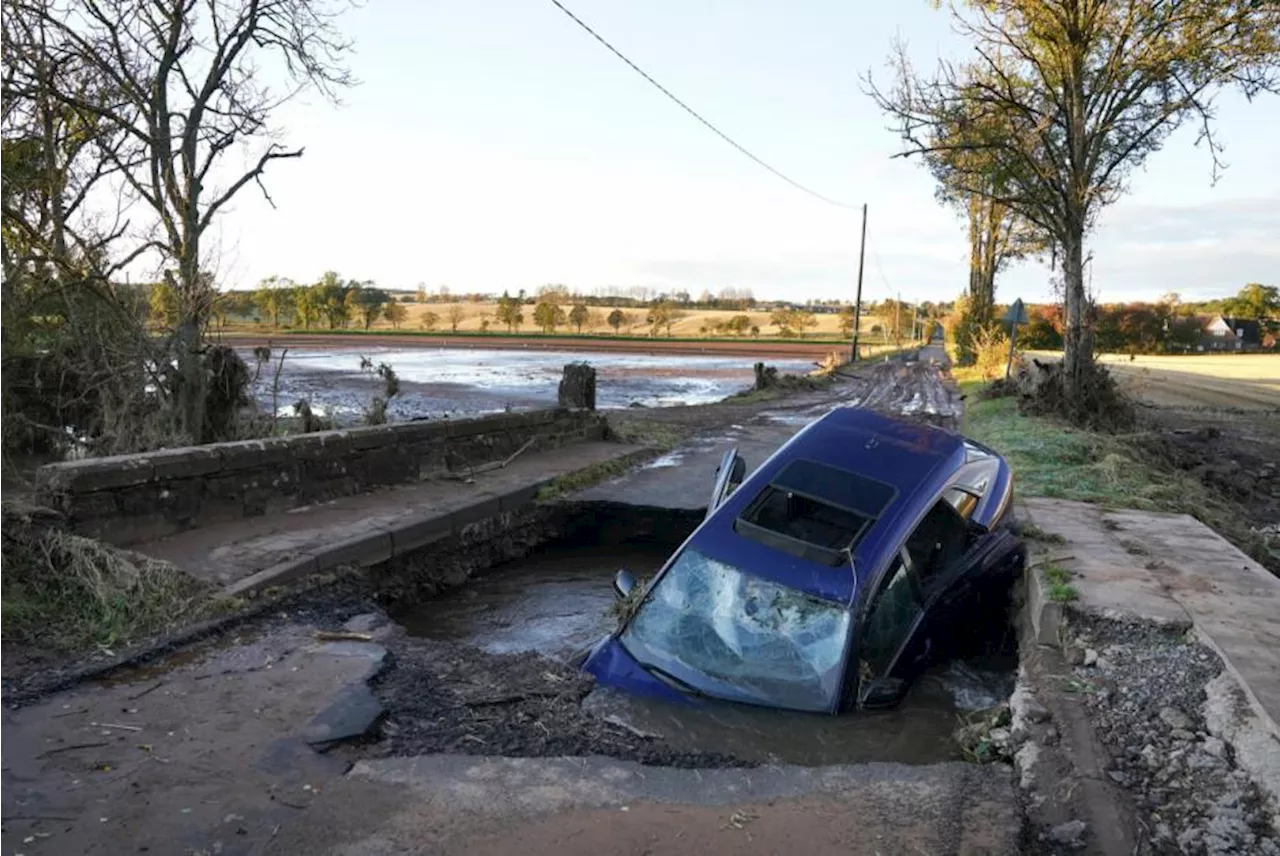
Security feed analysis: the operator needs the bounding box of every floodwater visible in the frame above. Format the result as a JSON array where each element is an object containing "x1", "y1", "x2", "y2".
[
  {"x1": 396, "y1": 541, "x2": 1016, "y2": 767},
  {"x1": 244, "y1": 347, "x2": 815, "y2": 423}
]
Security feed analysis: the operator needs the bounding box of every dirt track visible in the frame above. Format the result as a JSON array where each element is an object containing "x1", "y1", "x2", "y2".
[{"x1": 218, "y1": 331, "x2": 852, "y2": 359}]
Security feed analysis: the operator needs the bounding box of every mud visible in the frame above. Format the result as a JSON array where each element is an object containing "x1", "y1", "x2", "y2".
[{"x1": 243, "y1": 346, "x2": 815, "y2": 423}]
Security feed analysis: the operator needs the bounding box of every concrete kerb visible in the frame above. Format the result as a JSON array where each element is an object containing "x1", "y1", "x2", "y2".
[{"x1": 218, "y1": 445, "x2": 662, "y2": 599}]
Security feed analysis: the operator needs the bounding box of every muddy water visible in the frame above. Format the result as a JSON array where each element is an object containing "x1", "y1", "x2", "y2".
[
  {"x1": 395, "y1": 542, "x2": 1015, "y2": 767},
  {"x1": 245, "y1": 347, "x2": 815, "y2": 423}
]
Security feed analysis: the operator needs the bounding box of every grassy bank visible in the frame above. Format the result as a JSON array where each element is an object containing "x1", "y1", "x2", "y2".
[
  {"x1": 961, "y1": 381, "x2": 1276, "y2": 571},
  {"x1": 1, "y1": 512, "x2": 222, "y2": 654}
]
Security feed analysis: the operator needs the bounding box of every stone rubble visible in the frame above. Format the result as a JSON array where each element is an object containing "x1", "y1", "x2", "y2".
[{"x1": 1069, "y1": 614, "x2": 1279, "y2": 856}]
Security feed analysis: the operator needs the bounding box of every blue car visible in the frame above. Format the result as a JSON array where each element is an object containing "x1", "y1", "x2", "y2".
[{"x1": 582, "y1": 407, "x2": 1025, "y2": 714}]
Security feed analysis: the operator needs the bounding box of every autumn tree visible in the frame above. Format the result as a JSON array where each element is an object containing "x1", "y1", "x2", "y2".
[
  {"x1": 351, "y1": 284, "x2": 389, "y2": 330},
  {"x1": 293, "y1": 283, "x2": 319, "y2": 329},
  {"x1": 495, "y1": 292, "x2": 523, "y2": 332},
  {"x1": 607, "y1": 308, "x2": 627, "y2": 334},
  {"x1": 569, "y1": 303, "x2": 590, "y2": 333},
  {"x1": 646, "y1": 301, "x2": 680, "y2": 337},
  {"x1": 446, "y1": 304, "x2": 466, "y2": 332},
  {"x1": 383, "y1": 300, "x2": 407, "y2": 329},
  {"x1": 838, "y1": 304, "x2": 857, "y2": 338},
  {"x1": 534, "y1": 300, "x2": 566, "y2": 333},
  {"x1": 1224, "y1": 283, "x2": 1280, "y2": 325},
  {"x1": 869, "y1": 0, "x2": 1280, "y2": 409},
  {"x1": 419, "y1": 310, "x2": 440, "y2": 331}
]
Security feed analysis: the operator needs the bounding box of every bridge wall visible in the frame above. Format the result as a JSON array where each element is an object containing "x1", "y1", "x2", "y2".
[{"x1": 35, "y1": 409, "x2": 606, "y2": 545}]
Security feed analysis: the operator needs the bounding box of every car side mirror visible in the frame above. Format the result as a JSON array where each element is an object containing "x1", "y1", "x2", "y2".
[
  {"x1": 859, "y1": 677, "x2": 907, "y2": 709},
  {"x1": 613, "y1": 569, "x2": 637, "y2": 600}
]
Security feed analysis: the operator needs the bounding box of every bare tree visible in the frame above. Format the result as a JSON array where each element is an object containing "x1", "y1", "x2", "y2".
[
  {"x1": 868, "y1": 1, "x2": 1279, "y2": 404},
  {"x1": 24, "y1": 0, "x2": 355, "y2": 443}
]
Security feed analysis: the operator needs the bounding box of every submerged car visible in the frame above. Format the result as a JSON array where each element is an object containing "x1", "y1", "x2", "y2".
[{"x1": 582, "y1": 407, "x2": 1025, "y2": 714}]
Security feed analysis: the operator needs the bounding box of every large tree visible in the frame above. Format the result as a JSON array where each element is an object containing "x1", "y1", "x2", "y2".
[
  {"x1": 19, "y1": 0, "x2": 354, "y2": 443},
  {"x1": 1223, "y1": 282, "x2": 1280, "y2": 324},
  {"x1": 869, "y1": 1, "x2": 1279, "y2": 405}
]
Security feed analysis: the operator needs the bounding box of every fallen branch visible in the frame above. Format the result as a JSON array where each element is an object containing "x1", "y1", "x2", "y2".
[
  {"x1": 127, "y1": 681, "x2": 164, "y2": 700},
  {"x1": 314, "y1": 630, "x2": 373, "y2": 642},
  {"x1": 443, "y1": 437, "x2": 537, "y2": 482},
  {"x1": 38, "y1": 741, "x2": 110, "y2": 758},
  {"x1": 90, "y1": 722, "x2": 142, "y2": 732}
]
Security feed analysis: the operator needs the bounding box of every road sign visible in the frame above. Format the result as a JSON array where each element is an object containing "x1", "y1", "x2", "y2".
[
  {"x1": 1004, "y1": 297, "x2": 1027, "y2": 379},
  {"x1": 1004, "y1": 298, "x2": 1029, "y2": 326}
]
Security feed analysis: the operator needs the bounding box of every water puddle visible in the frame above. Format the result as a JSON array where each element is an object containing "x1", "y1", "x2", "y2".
[
  {"x1": 394, "y1": 543, "x2": 670, "y2": 663},
  {"x1": 394, "y1": 539, "x2": 1017, "y2": 767}
]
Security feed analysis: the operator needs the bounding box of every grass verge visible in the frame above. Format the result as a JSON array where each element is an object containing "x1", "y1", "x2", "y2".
[
  {"x1": 961, "y1": 380, "x2": 1276, "y2": 571},
  {"x1": 2, "y1": 521, "x2": 221, "y2": 654}
]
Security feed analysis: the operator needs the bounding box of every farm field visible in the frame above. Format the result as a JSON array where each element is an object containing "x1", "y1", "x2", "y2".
[
  {"x1": 347, "y1": 301, "x2": 893, "y2": 340},
  {"x1": 1029, "y1": 352, "x2": 1280, "y2": 410}
]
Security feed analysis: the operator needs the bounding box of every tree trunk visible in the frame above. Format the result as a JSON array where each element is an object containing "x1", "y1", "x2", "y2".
[
  {"x1": 175, "y1": 257, "x2": 207, "y2": 444},
  {"x1": 1060, "y1": 225, "x2": 1092, "y2": 398}
]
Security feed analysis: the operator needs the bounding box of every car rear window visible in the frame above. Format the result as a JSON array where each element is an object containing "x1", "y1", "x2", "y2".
[{"x1": 734, "y1": 459, "x2": 896, "y2": 565}]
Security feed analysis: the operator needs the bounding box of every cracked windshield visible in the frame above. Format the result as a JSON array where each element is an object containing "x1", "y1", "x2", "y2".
[{"x1": 623, "y1": 547, "x2": 851, "y2": 712}]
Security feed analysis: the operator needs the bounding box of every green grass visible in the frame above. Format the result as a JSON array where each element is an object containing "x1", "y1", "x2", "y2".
[
  {"x1": 1, "y1": 526, "x2": 222, "y2": 654},
  {"x1": 961, "y1": 380, "x2": 1277, "y2": 571}
]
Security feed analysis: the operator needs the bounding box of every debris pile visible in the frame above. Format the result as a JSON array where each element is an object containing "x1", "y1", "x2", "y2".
[{"x1": 1069, "y1": 615, "x2": 1279, "y2": 855}]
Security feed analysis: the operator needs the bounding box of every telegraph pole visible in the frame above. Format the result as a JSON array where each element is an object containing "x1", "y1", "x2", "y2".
[{"x1": 851, "y1": 203, "x2": 867, "y2": 362}]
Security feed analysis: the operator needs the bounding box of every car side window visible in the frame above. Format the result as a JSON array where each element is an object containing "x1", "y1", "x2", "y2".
[
  {"x1": 858, "y1": 557, "x2": 922, "y2": 680},
  {"x1": 904, "y1": 499, "x2": 971, "y2": 593}
]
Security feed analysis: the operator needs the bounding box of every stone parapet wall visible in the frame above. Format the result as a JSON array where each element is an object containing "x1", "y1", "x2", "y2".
[{"x1": 35, "y1": 409, "x2": 606, "y2": 545}]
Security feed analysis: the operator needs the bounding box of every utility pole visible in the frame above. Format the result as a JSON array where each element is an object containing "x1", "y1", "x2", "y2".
[{"x1": 851, "y1": 203, "x2": 867, "y2": 362}]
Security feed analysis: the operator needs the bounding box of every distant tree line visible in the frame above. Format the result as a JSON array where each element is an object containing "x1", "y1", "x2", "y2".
[{"x1": 1008, "y1": 284, "x2": 1278, "y2": 354}]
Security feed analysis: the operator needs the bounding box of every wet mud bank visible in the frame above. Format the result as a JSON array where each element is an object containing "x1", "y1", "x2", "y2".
[{"x1": 356, "y1": 501, "x2": 1024, "y2": 770}]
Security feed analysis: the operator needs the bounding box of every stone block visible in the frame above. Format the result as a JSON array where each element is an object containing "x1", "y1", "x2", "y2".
[
  {"x1": 346, "y1": 425, "x2": 398, "y2": 451},
  {"x1": 362, "y1": 445, "x2": 417, "y2": 488},
  {"x1": 289, "y1": 431, "x2": 353, "y2": 461},
  {"x1": 388, "y1": 515, "x2": 453, "y2": 556},
  {"x1": 497, "y1": 483, "x2": 543, "y2": 513},
  {"x1": 450, "y1": 497, "x2": 502, "y2": 531},
  {"x1": 37, "y1": 455, "x2": 155, "y2": 494},
  {"x1": 148, "y1": 446, "x2": 224, "y2": 481},
  {"x1": 315, "y1": 530, "x2": 394, "y2": 571},
  {"x1": 222, "y1": 554, "x2": 320, "y2": 597},
  {"x1": 216, "y1": 437, "x2": 294, "y2": 471}
]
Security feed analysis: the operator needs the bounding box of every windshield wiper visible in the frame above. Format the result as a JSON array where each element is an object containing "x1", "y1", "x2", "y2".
[{"x1": 639, "y1": 662, "x2": 706, "y2": 698}]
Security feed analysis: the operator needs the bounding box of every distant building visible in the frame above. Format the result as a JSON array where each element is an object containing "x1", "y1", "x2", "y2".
[{"x1": 1199, "y1": 316, "x2": 1263, "y2": 351}]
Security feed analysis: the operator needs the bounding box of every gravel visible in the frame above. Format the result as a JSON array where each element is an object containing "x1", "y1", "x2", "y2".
[{"x1": 1068, "y1": 614, "x2": 1279, "y2": 855}]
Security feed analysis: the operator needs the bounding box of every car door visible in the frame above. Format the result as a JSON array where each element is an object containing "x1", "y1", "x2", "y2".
[
  {"x1": 853, "y1": 550, "x2": 926, "y2": 709},
  {"x1": 706, "y1": 448, "x2": 745, "y2": 518},
  {"x1": 854, "y1": 499, "x2": 975, "y2": 708}
]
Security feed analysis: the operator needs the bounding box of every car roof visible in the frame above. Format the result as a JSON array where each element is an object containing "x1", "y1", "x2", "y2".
[{"x1": 689, "y1": 407, "x2": 967, "y2": 604}]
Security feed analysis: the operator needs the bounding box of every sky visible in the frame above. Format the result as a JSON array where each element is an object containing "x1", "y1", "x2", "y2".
[{"x1": 207, "y1": 0, "x2": 1280, "y2": 305}]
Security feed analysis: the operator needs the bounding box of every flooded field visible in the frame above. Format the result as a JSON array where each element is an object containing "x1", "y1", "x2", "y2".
[
  {"x1": 244, "y1": 346, "x2": 815, "y2": 423},
  {"x1": 391, "y1": 539, "x2": 1016, "y2": 767}
]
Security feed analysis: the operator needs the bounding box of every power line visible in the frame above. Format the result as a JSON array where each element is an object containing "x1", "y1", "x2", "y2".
[{"x1": 545, "y1": 0, "x2": 858, "y2": 210}]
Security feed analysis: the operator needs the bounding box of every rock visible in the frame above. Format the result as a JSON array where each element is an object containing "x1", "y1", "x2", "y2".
[
  {"x1": 989, "y1": 727, "x2": 1011, "y2": 747},
  {"x1": 1023, "y1": 698, "x2": 1051, "y2": 724},
  {"x1": 344, "y1": 613, "x2": 388, "y2": 634},
  {"x1": 1065, "y1": 646, "x2": 1086, "y2": 666},
  {"x1": 1186, "y1": 751, "x2": 1223, "y2": 770},
  {"x1": 1043, "y1": 726, "x2": 1060, "y2": 747},
  {"x1": 1159, "y1": 706, "x2": 1193, "y2": 731},
  {"x1": 1048, "y1": 820, "x2": 1087, "y2": 846},
  {"x1": 1083, "y1": 648, "x2": 1099, "y2": 667},
  {"x1": 1141, "y1": 744, "x2": 1161, "y2": 768},
  {"x1": 1170, "y1": 728, "x2": 1195, "y2": 742},
  {"x1": 1202, "y1": 736, "x2": 1227, "y2": 758},
  {"x1": 557, "y1": 362, "x2": 597, "y2": 410}
]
